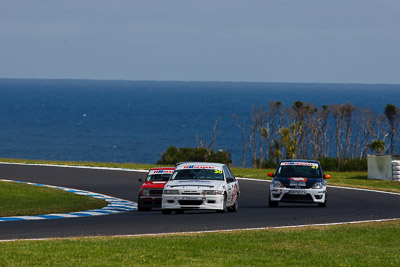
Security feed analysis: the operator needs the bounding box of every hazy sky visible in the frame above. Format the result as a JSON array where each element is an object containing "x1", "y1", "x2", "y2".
[{"x1": 1, "y1": 1, "x2": 399, "y2": 84}]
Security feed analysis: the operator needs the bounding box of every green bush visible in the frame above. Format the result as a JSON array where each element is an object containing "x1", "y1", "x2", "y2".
[
  {"x1": 317, "y1": 157, "x2": 367, "y2": 172},
  {"x1": 261, "y1": 159, "x2": 278, "y2": 169},
  {"x1": 318, "y1": 157, "x2": 339, "y2": 171},
  {"x1": 157, "y1": 146, "x2": 232, "y2": 165},
  {"x1": 340, "y1": 158, "x2": 368, "y2": 172}
]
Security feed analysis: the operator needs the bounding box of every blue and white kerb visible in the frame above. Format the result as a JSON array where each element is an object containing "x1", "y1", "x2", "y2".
[{"x1": 0, "y1": 179, "x2": 137, "y2": 222}]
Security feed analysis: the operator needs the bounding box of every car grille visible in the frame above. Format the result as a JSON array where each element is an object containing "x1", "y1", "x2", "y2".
[
  {"x1": 281, "y1": 194, "x2": 313, "y2": 202},
  {"x1": 178, "y1": 200, "x2": 203, "y2": 206},
  {"x1": 149, "y1": 189, "x2": 163, "y2": 195}
]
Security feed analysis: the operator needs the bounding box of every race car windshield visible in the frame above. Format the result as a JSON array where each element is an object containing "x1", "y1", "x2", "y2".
[
  {"x1": 146, "y1": 174, "x2": 172, "y2": 182},
  {"x1": 276, "y1": 164, "x2": 322, "y2": 178},
  {"x1": 171, "y1": 169, "x2": 224, "y2": 181}
]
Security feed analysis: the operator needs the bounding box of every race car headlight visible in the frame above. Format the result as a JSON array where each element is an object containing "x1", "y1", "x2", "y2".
[
  {"x1": 202, "y1": 190, "x2": 216, "y2": 195},
  {"x1": 272, "y1": 180, "x2": 283, "y2": 188},
  {"x1": 312, "y1": 182, "x2": 323, "y2": 189},
  {"x1": 141, "y1": 189, "x2": 150, "y2": 196},
  {"x1": 163, "y1": 189, "x2": 180, "y2": 195}
]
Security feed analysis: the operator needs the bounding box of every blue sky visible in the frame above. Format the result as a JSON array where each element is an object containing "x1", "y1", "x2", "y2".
[{"x1": 1, "y1": 1, "x2": 399, "y2": 84}]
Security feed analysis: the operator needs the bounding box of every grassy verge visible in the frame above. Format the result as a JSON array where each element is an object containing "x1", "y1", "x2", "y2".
[
  {"x1": 0, "y1": 181, "x2": 107, "y2": 217},
  {"x1": 1, "y1": 220, "x2": 399, "y2": 266},
  {"x1": 326, "y1": 171, "x2": 400, "y2": 193},
  {"x1": 0, "y1": 158, "x2": 157, "y2": 171},
  {"x1": 2, "y1": 158, "x2": 400, "y2": 193}
]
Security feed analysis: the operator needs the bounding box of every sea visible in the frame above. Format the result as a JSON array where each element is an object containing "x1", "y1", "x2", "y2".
[{"x1": 0, "y1": 79, "x2": 399, "y2": 166}]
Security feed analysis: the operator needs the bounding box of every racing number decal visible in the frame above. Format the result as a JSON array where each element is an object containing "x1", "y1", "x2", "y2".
[{"x1": 214, "y1": 170, "x2": 222, "y2": 174}]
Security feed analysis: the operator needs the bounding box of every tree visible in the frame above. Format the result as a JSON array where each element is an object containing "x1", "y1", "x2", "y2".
[
  {"x1": 330, "y1": 103, "x2": 356, "y2": 168},
  {"x1": 269, "y1": 139, "x2": 283, "y2": 165},
  {"x1": 262, "y1": 101, "x2": 282, "y2": 163},
  {"x1": 250, "y1": 106, "x2": 265, "y2": 168},
  {"x1": 384, "y1": 104, "x2": 399, "y2": 154},
  {"x1": 316, "y1": 105, "x2": 331, "y2": 158},
  {"x1": 280, "y1": 122, "x2": 299, "y2": 159},
  {"x1": 233, "y1": 114, "x2": 249, "y2": 168},
  {"x1": 157, "y1": 146, "x2": 232, "y2": 165},
  {"x1": 359, "y1": 108, "x2": 379, "y2": 158},
  {"x1": 369, "y1": 139, "x2": 385, "y2": 155}
]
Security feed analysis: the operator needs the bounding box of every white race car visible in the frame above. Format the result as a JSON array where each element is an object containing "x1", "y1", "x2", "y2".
[{"x1": 161, "y1": 162, "x2": 240, "y2": 214}]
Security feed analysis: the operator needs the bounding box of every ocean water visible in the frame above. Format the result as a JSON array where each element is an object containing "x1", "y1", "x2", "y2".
[{"x1": 0, "y1": 79, "x2": 399, "y2": 166}]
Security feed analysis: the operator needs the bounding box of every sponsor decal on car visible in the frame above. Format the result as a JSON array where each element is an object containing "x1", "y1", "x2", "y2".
[
  {"x1": 281, "y1": 162, "x2": 318, "y2": 167},
  {"x1": 177, "y1": 180, "x2": 212, "y2": 183},
  {"x1": 183, "y1": 165, "x2": 216, "y2": 169},
  {"x1": 290, "y1": 177, "x2": 308, "y2": 182},
  {"x1": 149, "y1": 170, "x2": 174, "y2": 174}
]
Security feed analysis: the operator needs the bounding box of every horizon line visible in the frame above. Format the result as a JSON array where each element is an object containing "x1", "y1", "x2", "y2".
[{"x1": 0, "y1": 77, "x2": 399, "y2": 87}]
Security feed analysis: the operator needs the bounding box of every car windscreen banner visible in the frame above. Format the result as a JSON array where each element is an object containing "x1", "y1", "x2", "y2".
[
  {"x1": 280, "y1": 162, "x2": 318, "y2": 168},
  {"x1": 149, "y1": 170, "x2": 174, "y2": 175}
]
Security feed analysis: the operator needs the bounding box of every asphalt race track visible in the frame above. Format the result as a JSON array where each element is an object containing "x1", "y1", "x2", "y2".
[{"x1": 1, "y1": 163, "x2": 399, "y2": 240}]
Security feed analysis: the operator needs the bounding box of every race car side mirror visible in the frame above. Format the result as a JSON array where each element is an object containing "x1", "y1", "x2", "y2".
[
  {"x1": 325, "y1": 174, "x2": 331, "y2": 179},
  {"x1": 268, "y1": 172, "x2": 274, "y2": 177},
  {"x1": 138, "y1": 178, "x2": 144, "y2": 183}
]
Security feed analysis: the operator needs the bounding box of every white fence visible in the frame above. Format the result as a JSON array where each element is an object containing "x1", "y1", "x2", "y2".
[{"x1": 367, "y1": 155, "x2": 400, "y2": 181}]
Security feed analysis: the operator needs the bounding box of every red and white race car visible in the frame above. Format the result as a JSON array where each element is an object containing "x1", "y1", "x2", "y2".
[{"x1": 137, "y1": 167, "x2": 175, "y2": 211}]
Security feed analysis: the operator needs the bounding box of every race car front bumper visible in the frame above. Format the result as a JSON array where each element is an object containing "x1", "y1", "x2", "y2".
[
  {"x1": 270, "y1": 186, "x2": 327, "y2": 203},
  {"x1": 162, "y1": 194, "x2": 225, "y2": 210},
  {"x1": 139, "y1": 196, "x2": 162, "y2": 208}
]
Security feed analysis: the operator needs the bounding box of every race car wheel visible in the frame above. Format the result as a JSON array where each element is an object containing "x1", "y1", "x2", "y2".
[
  {"x1": 137, "y1": 196, "x2": 151, "y2": 211},
  {"x1": 216, "y1": 194, "x2": 228, "y2": 213},
  {"x1": 268, "y1": 193, "x2": 279, "y2": 207},
  {"x1": 228, "y1": 195, "x2": 239, "y2": 212},
  {"x1": 162, "y1": 209, "x2": 172, "y2": 214},
  {"x1": 137, "y1": 196, "x2": 144, "y2": 211},
  {"x1": 318, "y1": 195, "x2": 327, "y2": 207}
]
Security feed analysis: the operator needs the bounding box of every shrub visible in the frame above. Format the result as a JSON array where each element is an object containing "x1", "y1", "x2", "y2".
[
  {"x1": 318, "y1": 157, "x2": 339, "y2": 171},
  {"x1": 157, "y1": 146, "x2": 232, "y2": 165},
  {"x1": 317, "y1": 157, "x2": 367, "y2": 172},
  {"x1": 261, "y1": 159, "x2": 278, "y2": 169},
  {"x1": 340, "y1": 158, "x2": 367, "y2": 172}
]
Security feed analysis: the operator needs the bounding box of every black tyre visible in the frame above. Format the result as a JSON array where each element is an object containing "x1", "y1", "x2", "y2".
[
  {"x1": 318, "y1": 195, "x2": 327, "y2": 207},
  {"x1": 137, "y1": 196, "x2": 144, "y2": 211},
  {"x1": 268, "y1": 193, "x2": 279, "y2": 207},
  {"x1": 137, "y1": 196, "x2": 151, "y2": 211},
  {"x1": 228, "y1": 194, "x2": 239, "y2": 212},
  {"x1": 216, "y1": 194, "x2": 228, "y2": 213},
  {"x1": 162, "y1": 209, "x2": 172, "y2": 214}
]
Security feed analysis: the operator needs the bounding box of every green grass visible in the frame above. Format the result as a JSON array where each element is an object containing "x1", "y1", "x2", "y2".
[
  {"x1": 327, "y1": 171, "x2": 400, "y2": 193},
  {"x1": 1, "y1": 220, "x2": 399, "y2": 266},
  {"x1": 0, "y1": 181, "x2": 107, "y2": 217},
  {"x1": 231, "y1": 166, "x2": 275, "y2": 179},
  {"x1": 0, "y1": 158, "x2": 158, "y2": 171}
]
